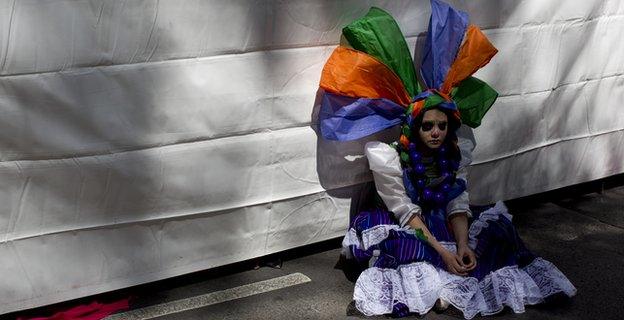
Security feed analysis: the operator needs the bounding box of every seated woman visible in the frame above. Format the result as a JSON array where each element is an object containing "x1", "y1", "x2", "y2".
[
  {"x1": 342, "y1": 104, "x2": 576, "y2": 318},
  {"x1": 318, "y1": 2, "x2": 576, "y2": 318}
]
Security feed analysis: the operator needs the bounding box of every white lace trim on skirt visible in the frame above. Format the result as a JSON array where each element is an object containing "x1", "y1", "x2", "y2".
[
  {"x1": 342, "y1": 224, "x2": 406, "y2": 251},
  {"x1": 353, "y1": 257, "x2": 576, "y2": 319},
  {"x1": 468, "y1": 201, "x2": 513, "y2": 249}
]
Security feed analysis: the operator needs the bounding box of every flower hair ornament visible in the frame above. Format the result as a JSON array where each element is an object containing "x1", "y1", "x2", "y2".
[{"x1": 318, "y1": 0, "x2": 499, "y2": 208}]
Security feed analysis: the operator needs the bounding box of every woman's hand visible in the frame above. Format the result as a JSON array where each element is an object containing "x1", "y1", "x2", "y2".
[
  {"x1": 456, "y1": 243, "x2": 477, "y2": 272},
  {"x1": 439, "y1": 249, "x2": 468, "y2": 276},
  {"x1": 448, "y1": 212, "x2": 476, "y2": 273}
]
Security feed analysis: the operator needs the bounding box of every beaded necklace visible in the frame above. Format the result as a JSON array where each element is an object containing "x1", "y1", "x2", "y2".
[{"x1": 396, "y1": 114, "x2": 460, "y2": 209}]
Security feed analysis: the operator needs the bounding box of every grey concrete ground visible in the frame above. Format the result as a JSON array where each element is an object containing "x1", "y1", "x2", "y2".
[{"x1": 7, "y1": 181, "x2": 624, "y2": 320}]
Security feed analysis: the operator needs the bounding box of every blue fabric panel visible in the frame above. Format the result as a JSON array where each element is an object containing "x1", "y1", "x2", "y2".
[
  {"x1": 319, "y1": 92, "x2": 406, "y2": 141},
  {"x1": 420, "y1": 0, "x2": 468, "y2": 89},
  {"x1": 448, "y1": 178, "x2": 467, "y2": 201}
]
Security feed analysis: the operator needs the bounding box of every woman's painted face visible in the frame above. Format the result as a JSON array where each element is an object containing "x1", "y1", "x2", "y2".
[{"x1": 418, "y1": 109, "x2": 448, "y2": 149}]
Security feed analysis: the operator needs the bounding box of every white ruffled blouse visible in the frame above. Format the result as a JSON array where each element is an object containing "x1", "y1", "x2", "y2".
[{"x1": 364, "y1": 125, "x2": 476, "y2": 227}]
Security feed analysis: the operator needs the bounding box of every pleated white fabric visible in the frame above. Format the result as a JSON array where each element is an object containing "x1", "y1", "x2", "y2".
[{"x1": 0, "y1": 0, "x2": 618, "y2": 313}]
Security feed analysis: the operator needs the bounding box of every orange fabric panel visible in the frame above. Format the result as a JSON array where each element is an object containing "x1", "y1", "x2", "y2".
[
  {"x1": 320, "y1": 46, "x2": 412, "y2": 106},
  {"x1": 400, "y1": 134, "x2": 409, "y2": 148},
  {"x1": 441, "y1": 25, "x2": 498, "y2": 94},
  {"x1": 411, "y1": 100, "x2": 425, "y2": 118}
]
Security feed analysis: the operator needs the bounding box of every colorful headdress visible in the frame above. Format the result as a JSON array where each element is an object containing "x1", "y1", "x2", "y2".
[{"x1": 319, "y1": 0, "x2": 499, "y2": 141}]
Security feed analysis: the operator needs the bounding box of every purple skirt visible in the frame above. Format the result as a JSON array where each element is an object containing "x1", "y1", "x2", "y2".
[{"x1": 341, "y1": 202, "x2": 576, "y2": 318}]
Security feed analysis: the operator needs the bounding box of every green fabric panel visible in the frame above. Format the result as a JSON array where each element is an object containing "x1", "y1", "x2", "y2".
[
  {"x1": 342, "y1": 7, "x2": 421, "y2": 97},
  {"x1": 400, "y1": 151, "x2": 409, "y2": 163},
  {"x1": 402, "y1": 125, "x2": 411, "y2": 137},
  {"x1": 451, "y1": 77, "x2": 499, "y2": 128},
  {"x1": 423, "y1": 94, "x2": 445, "y2": 110}
]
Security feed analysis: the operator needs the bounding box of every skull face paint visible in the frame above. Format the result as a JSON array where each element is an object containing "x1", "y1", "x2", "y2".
[{"x1": 418, "y1": 109, "x2": 448, "y2": 149}]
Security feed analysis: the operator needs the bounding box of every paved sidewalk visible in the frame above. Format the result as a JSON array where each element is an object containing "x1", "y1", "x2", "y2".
[{"x1": 8, "y1": 181, "x2": 624, "y2": 320}]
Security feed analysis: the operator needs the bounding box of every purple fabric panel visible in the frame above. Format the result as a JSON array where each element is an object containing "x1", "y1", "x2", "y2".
[
  {"x1": 319, "y1": 92, "x2": 406, "y2": 141},
  {"x1": 411, "y1": 90, "x2": 432, "y2": 103},
  {"x1": 437, "y1": 100, "x2": 458, "y2": 111},
  {"x1": 349, "y1": 209, "x2": 441, "y2": 269},
  {"x1": 469, "y1": 213, "x2": 537, "y2": 280},
  {"x1": 420, "y1": 0, "x2": 468, "y2": 89},
  {"x1": 351, "y1": 208, "x2": 397, "y2": 230}
]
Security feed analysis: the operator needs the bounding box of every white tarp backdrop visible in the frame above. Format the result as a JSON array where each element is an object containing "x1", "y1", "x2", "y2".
[{"x1": 1, "y1": 0, "x2": 623, "y2": 313}]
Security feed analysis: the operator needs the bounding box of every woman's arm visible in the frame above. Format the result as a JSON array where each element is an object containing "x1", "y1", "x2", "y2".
[
  {"x1": 449, "y1": 213, "x2": 476, "y2": 271},
  {"x1": 406, "y1": 215, "x2": 445, "y2": 253},
  {"x1": 446, "y1": 126, "x2": 478, "y2": 271},
  {"x1": 449, "y1": 212, "x2": 470, "y2": 247},
  {"x1": 408, "y1": 215, "x2": 469, "y2": 276},
  {"x1": 364, "y1": 141, "x2": 421, "y2": 227}
]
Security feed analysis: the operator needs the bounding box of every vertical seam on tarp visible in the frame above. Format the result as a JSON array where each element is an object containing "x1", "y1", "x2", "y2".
[
  {"x1": 264, "y1": 5, "x2": 276, "y2": 252},
  {"x1": 582, "y1": 82, "x2": 592, "y2": 135},
  {"x1": 9, "y1": 240, "x2": 36, "y2": 297},
  {"x1": 5, "y1": 173, "x2": 29, "y2": 243}
]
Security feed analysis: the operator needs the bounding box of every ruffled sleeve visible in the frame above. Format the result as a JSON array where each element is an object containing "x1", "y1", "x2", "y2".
[
  {"x1": 364, "y1": 141, "x2": 422, "y2": 227},
  {"x1": 446, "y1": 125, "x2": 475, "y2": 218}
]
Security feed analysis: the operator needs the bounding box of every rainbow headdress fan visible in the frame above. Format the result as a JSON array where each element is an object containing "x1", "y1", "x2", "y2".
[{"x1": 319, "y1": 0, "x2": 498, "y2": 142}]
